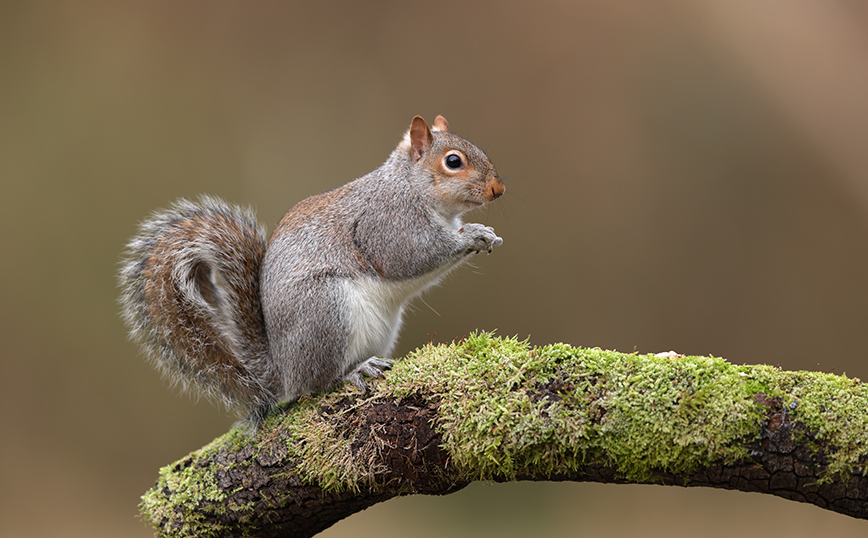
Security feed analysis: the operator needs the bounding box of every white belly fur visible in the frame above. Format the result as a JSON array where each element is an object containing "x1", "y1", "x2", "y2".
[{"x1": 341, "y1": 267, "x2": 457, "y2": 369}]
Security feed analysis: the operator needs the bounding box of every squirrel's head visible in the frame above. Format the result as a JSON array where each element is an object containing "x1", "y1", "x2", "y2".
[{"x1": 400, "y1": 115, "x2": 505, "y2": 215}]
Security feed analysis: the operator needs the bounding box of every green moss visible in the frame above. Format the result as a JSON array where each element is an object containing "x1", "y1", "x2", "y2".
[
  {"x1": 140, "y1": 444, "x2": 228, "y2": 537},
  {"x1": 385, "y1": 332, "x2": 868, "y2": 482},
  {"x1": 141, "y1": 333, "x2": 868, "y2": 534},
  {"x1": 745, "y1": 366, "x2": 868, "y2": 478},
  {"x1": 385, "y1": 333, "x2": 771, "y2": 482}
]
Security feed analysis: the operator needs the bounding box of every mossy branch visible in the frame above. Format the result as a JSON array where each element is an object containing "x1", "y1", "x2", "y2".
[{"x1": 140, "y1": 333, "x2": 868, "y2": 537}]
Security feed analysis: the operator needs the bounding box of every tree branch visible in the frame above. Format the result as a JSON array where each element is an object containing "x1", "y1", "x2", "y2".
[{"x1": 140, "y1": 333, "x2": 868, "y2": 537}]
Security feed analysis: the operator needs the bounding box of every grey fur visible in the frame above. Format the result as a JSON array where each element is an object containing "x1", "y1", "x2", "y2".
[{"x1": 118, "y1": 117, "x2": 504, "y2": 427}]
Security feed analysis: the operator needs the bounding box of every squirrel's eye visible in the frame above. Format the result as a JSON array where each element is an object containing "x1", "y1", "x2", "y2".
[{"x1": 445, "y1": 153, "x2": 463, "y2": 169}]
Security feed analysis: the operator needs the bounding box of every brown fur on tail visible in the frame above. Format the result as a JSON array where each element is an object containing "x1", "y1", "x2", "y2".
[{"x1": 119, "y1": 196, "x2": 278, "y2": 421}]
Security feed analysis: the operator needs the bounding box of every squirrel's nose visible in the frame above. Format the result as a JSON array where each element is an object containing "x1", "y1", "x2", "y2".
[{"x1": 488, "y1": 178, "x2": 505, "y2": 200}]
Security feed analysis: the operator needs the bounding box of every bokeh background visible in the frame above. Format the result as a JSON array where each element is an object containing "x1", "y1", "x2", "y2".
[{"x1": 3, "y1": 1, "x2": 868, "y2": 536}]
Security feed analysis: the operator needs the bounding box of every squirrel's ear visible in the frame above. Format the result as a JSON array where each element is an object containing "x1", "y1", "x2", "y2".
[
  {"x1": 433, "y1": 115, "x2": 450, "y2": 132},
  {"x1": 407, "y1": 116, "x2": 433, "y2": 162}
]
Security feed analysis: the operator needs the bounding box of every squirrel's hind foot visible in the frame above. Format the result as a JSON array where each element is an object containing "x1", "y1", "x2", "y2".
[{"x1": 345, "y1": 357, "x2": 394, "y2": 391}]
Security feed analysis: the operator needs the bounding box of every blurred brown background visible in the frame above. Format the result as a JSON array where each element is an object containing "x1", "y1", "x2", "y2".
[{"x1": 3, "y1": 1, "x2": 868, "y2": 536}]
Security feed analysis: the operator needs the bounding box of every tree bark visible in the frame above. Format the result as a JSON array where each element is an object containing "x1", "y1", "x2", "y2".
[{"x1": 139, "y1": 335, "x2": 868, "y2": 537}]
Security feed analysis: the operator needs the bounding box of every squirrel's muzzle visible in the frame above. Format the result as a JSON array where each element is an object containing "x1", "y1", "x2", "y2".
[{"x1": 486, "y1": 177, "x2": 506, "y2": 201}]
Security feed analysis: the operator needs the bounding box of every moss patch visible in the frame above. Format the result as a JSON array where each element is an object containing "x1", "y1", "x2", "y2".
[
  {"x1": 385, "y1": 333, "x2": 773, "y2": 482},
  {"x1": 140, "y1": 433, "x2": 233, "y2": 537},
  {"x1": 744, "y1": 365, "x2": 868, "y2": 478}
]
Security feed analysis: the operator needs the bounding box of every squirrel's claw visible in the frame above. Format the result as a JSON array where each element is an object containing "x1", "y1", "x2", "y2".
[{"x1": 345, "y1": 357, "x2": 394, "y2": 391}]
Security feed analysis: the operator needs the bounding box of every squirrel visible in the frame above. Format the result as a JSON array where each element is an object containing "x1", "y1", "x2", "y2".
[{"x1": 119, "y1": 115, "x2": 505, "y2": 427}]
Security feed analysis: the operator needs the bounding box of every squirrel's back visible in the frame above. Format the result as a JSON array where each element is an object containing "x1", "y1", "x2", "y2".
[{"x1": 118, "y1": 196, "x2": 279, "y2": 418}]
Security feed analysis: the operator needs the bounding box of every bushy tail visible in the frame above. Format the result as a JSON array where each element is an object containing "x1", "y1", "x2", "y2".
[{"x1": 119, "y1": 195, "x2": 278, "y2": 423}]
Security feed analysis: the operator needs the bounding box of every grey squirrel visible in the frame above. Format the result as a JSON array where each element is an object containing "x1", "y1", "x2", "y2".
[{"x1": 119, "y1": 115, "x2": 505, "y2": 427}]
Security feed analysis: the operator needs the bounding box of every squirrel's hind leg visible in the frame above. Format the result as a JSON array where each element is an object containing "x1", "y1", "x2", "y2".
[{"x1": 345, "y1": 357, "x2": 393, "y2": 392}]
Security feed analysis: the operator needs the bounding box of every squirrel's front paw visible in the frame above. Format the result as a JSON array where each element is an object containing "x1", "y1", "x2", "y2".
[{"x1": 461, "y1": 223, "x2": 503, "y2": 254}]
